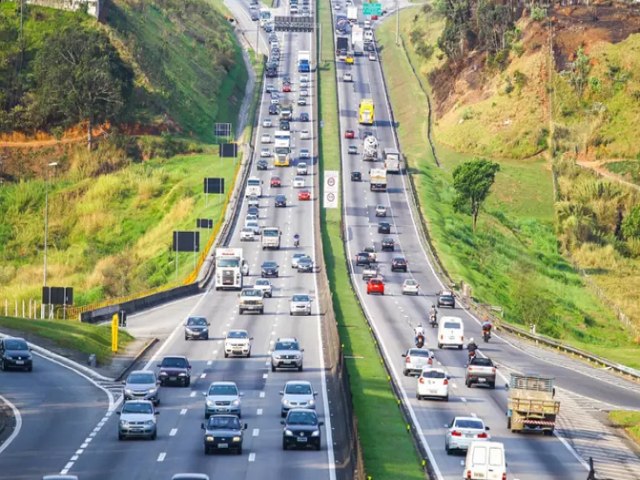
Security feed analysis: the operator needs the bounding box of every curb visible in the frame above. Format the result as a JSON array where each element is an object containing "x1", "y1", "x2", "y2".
[{"x1": 113, "y1": 337, "x2": 159, "y2": 382}]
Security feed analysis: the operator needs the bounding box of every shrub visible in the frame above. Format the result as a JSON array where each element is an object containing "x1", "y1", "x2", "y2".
[{"x1": 531, "y1": 5, "x2": 548, "y2": 21}]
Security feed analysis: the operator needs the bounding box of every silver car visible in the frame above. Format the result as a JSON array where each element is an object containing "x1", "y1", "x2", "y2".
[
  {"x1": 444, "y1": 416, "x2": 490, "y2": 454},
  {"x1": 280, "y1": 380, "x2": 317, "y2": 416},
  {"x1": 123, "y1": 370, "x2": 160, "y2": 405},
  {"x1": 271, "y1": 337, "x2": 304, "y2": 372},
  {"x1": 289, "y1": 293, "x2": 311, "y2": 316},
  {"x1": 253, "y1": 278, "x2": 273, "y2": 297},
  {"x1": 224, "y1": 329, "x2": 253, "y2": 358},
  {"x1": 401, "y1": 348, "x2": 434, "y2": 376},
  {"x1": 204, "y1": 381, "x2": 243, "y2": 418},
  {"x1": 291, "y1": 253, "x2": 306, "y2": 268},
  {"x1": 117, "y1": 400, "x2": 158, "y2": 440}
]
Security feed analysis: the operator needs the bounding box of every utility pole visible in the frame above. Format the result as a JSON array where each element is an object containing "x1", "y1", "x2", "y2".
[
  {"x1": 42, "y1": 162, "x2": 58, "y2": 319},
  {"x1": 395, "y1": 0, "x2": 400, "y2": 46}
]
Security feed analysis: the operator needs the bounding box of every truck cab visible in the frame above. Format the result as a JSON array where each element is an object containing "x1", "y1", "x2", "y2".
[{"x1": 262, "y1": 227, "x2": 282, "y2": 250}]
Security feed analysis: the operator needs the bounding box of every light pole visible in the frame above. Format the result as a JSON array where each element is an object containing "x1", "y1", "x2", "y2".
[{"x1": 42, "y1": 161, "x2": 58, "y2": 319}]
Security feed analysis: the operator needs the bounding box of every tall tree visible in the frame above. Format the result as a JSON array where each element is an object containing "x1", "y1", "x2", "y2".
[
  {"x1": 32, "y1": 26, "x2": 133, "y2": 149},
  {"x1": 452, "y1": 158, "x2": 500, "y2": 231}
]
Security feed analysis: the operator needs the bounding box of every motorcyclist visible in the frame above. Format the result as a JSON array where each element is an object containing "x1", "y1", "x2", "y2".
[
  {"x1": 293, "y1": 233, "x2": 300, "y2": 247},
  {"x1": 467, "y1": 338, "x2": 478, "y2": 359},
  {"x1": 482, "y1": 321, "x2": 492, "y2": 341},
  {"x1": 429, "y1": 304, "x2": 438, "y2": 326},
  {"x1": 414, "y1": 324, "x2": 425, "y2": 347}
]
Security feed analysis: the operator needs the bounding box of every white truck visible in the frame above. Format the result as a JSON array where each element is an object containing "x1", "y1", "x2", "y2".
[
  {"x1": 363, "y1": 136, "x2": 379, "y2": 161},
  {"x1": 215, "y1": 248, "x2": 249, "y2": 290},
  {"x1": 262, "y1": 227, "x2": 282, "y2": 250},
  {"x1": 246, "y1": 177, "x2": 263, "y2": 197},
  {"x1": 369, "y1": 168, "x2": 387, "y2": 192},
  {"x1": 383, "y1": 147, "x2": 401, "y2": 173},
  {"x1": 351, "y1": 25, "x2": 364, "y2": 56},
  {"x1": 347, "y1": 5, "x2": 358, "y2": 23}
]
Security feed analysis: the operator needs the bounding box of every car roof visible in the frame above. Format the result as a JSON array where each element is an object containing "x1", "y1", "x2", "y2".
[
  {"x1": 171, "y1": 475, "x2": 210, "y2": 480},
  {"x1": 129, "y1": 370, "x2": 154, "y2": 376},
  {"x1": 453, "y1": 416, "x2": 485, "y2": 423},
  {"x1": 123, "y1": 399, "x2": 154, "y2": 405},
  {"x1": 227, "y1": 329, "x2": 248, "y2": 335},
  {"x1": 210, "y1": 381, "x2": 237, "y2": 387},
  {"x1": 277, "y1": 337, "x2": 298, "y2": 343},
  {"x1": 163, "y1": 355, "x2": 188, "y2": 360},
  {"x1": 285, "y1": 380, "x2": 311, "y2": 386}
]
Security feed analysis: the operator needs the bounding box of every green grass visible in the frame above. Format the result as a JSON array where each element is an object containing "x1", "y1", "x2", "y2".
[
  {"x1": 317, "y1": 1, "x2": 424, "y2": 478},
  {"x1": 376, "y1": 11, "x2": 640, "y2": 368},
  {"x1": 0, "y1": 150, "x2": 237, "y2": 306},
  {"x1": 605, "y1": 160, "x2": 640, "y2": 185},
  {"x1": 609, "y1": 410, "x2": 640, "y2": 445},
  {"x1": 0, "y1": 316, "x2": 133, "y2": 364}
]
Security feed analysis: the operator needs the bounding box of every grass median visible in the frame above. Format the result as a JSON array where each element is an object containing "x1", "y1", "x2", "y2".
[
  {"x1": 316, "y1": 1, "x2": 425, "y2": 478},
  {"x1": 0, "y1": 316, "x2": 133, "y2": 364},
  {"x1": 608, "y1": 411, "x2": 640, "y2": 445}
]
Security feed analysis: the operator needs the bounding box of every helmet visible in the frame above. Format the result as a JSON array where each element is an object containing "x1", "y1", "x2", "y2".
[{"x1": 469, "y1": 338, "x2": 475, "y2": 343}]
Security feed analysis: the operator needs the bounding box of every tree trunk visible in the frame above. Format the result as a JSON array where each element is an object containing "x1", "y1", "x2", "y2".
[{"x1": 87, "y1": 117, "x2": 93, "y2": 152}]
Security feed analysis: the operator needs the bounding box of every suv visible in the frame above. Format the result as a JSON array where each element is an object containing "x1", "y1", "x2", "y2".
[
  {"x1": 355, "y1": 252, "x2": 371, "y2": 266},
  {"x1": 281, "y1": 409, "x2": 323, "y2": 450},
  {"x1": 253, "y1": 278, "x2": 273, "y2": 297},
  {"x1": 238, "y1": 288, "x2": 264, "y2": 314},
  {"x1": 117, "y1": 400, "x2": 158, "y2": 440},
  {"x1": 271, "y1": 337, "x2": 304, "y2": 371},
  {"x1": 224, "y1": 329, "x2": 253, "y2": 358},
  {"x1": 391, "y1": 256, "x2": 407, "y2": 272},
  {"x1": 275, "y1": 194, "x2": 287, "y2": 207},
  {"x1": 123, "y1": 370, "x2": 160, "y2": 404},
  {"x1": 290, "y1": 293, "x2": 312, "y2": 315},
  {"x1": 381, "y1": 237, "x2": 395, "y2": 251},
  {"x1": 201, "y1": 415, "x2": 247, "y2": 455},
  {"x1": 204, "y1": 381, "x2": 242, "y2": 418},
  {"x1": 0, "y1": 337, "x2": 33, "y2": 372},
  {"x1": 184, "y1": 316, "x2": 210, "y2": 340},
  {"x1": 437, "y1": 290, "x2": 456, "y2": 308},
  {"x1": 158, "y1": 356, "x2": 191, "y2": 387},
  {"x1": 280, "y1": 380, "x2": 317, "y2": 416}
]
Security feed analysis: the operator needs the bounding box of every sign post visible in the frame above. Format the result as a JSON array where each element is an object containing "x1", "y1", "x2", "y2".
[{"x1": 111, "y1": 313, "x2": 119, "y2": 353}]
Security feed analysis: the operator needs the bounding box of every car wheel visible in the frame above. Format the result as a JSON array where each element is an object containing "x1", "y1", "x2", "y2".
[
  {"x1": 204, "y1": 334, "x2": 209, "y2": 340},
  {"x1": 307, "y1": 311, "x2": 311, "y2": 316},
  {"x1": 224, "y1": 352, "x2": 229, "y2": 358},
  {"x1": 27, "y1": 365, "x2": 32, "y2": 372},
  {"x1": 315, "y1": 441, "x2": 321, "y2": 451},
  {"x1": 437, "y1": 343, "x2": 442, "y2": 349},
  {"x1": 239, "y1": 309, "x2": 244, "y2": 315},
  {"x1": 507, "y1": 418, "x2": 511, "y2": 429},
  {"x1": 544, "y1": 428, "x2": 554, "y2": 436},
  {"x1": 205, "y1": 412, "x2": 210, "y2": 419},
  {"x1": 185, "y1": 335, "x2": 188, "y2": 340},
  {"x1": 403, "y1": 369, "x2": 408, "y2": 376},
  {"x1": 151, "y1": 431, "x2": 157, "y2": 440},
  {"x1": 271, "y1": 365, "x2": 276, "y2": 372},
  {"x1": 186, "y1": 378, "x2": 191, "y2": 387},
  {"x1": 445, "y1": 444, "x2": 451, "y2": 455},
  {"x1": 298, "y1": 365, "x2": 303, "y2": 372},
  {"x1": 282, "y1": 439, "x2": 288, "y2": 450},
  {"x1": 458, "y1": 345, "x2": 463, "y2": 350},
  {"x1": 237, "y1": 446, "x2": 243, "y2": 455},
  {"x1": 204, "y1": 445, "x2": 210, "y2": 455},
  {"x1": 0, "y1": 360, "x2": 5, "y2": 371},
  {"x1": 260, "y1": 308, "x2": 264, "y2": 314},
  {"x1": 247, "y1": 351, "x2": 251, "y2": 358},
  {"x1": 118, "y1": 433, "x2": 124, "y2": 441},
  {"x1": 444, "y1": 395, "x2": 449, "y2": 402},
  {"x1": 489, "y1": 382, "x2": 495, "y2": 389},
  {"x1": 465, "y1": 379, "x2": 471, "y2": 388},
  {"x1": 281, "y1": 410, "x2": 286, "y2": 418}
]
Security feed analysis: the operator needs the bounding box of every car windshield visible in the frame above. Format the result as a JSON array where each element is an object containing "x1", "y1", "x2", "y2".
[
  {"x1": 422, "y1": 370, "x2": 446, "y2": 379},
  {"x1": 441, "y1": 291, "x2": 453, "y2": 297},
  {"x1": 122, "y1": 402, "x2": 153, "y2": 414},
  {"x1": 162, "y1": 357, "x2": 188, "y2": 368},
  {"x1": 285, "y1": 383, "x2": 312, "y2": 395},
  {"x1": 276, "y1": 195, "x2": 286, "y2": 201},
  {"x1": 209, "y1": 385, "x2": 238, "y2": 396},
  {"x1": 4, "y1": 339, "x2": 27, "y2": 350},
  {"x1": 472, "y1": 358, "x2": 492, "y2": 366},
  {"x1": 127, "y1": 372, "x2": 155, "y2": 384},
  {"x1": 405, "y1": 280, "x2": 417, "y2": 286},
  {"x1": 228, "y1": 331, "x2": 248, "y2": 339},
  {"x1": 455, "y1": 419, "x2": 485, "y2": 430},
  {"x1": 242, "y1": 289, "x2": 261, "y2": 297},
  {"x1": 263, "y1": 262, "x2": 277, "y2": 268},
  {"x1": 275, "y1": 341, "x2": 299, "y2": 351},
  {"x1": 443, "y1": 322, "x2": 461, "y2": 329},
  {"x1": 287, "y1": 410, "x2": 318, "y2": 425},
  {"x1": 292, "y1": 295, "x2": 310, "y2": 302},
  {"x1": 187, "y1": 317, "x2": 207, "y2": 326},
  {"x1": 263, "y1": 229, "x2": 279, "y2": 237},
  {"x1": 299, "y1": 257, "x2": 312, "y2": 264},
  {"x1": 409, "y1": 350, "x2": 430, "y2": 357},
  {"x1": 218, "y1": 258, "x2": 240, "y2": 267},
  {"x1": 256, "y1": 279, "x2": 269, "y2": 286},
  {"x1": 208, "y1": 416, "x2": 241, "y2": 430}
]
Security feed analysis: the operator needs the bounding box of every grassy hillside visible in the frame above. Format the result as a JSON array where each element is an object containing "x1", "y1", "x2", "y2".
[{"x1": 377, "y1": 8, "x2": 640, "y2": 368}]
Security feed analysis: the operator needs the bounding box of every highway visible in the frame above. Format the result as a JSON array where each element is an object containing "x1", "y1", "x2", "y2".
[
  {"x1": 331, "y1": 1, "x2": 640, "y2": 479},
  {"x1": 49, "y1": 0, "x2": 340, "y2": 478}
]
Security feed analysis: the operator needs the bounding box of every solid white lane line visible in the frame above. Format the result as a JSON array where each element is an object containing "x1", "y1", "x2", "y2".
[
  {"x1": 0, "y1": 394, "x2": 22, "y2": 457},
  {"x1": 157, "y1": 452, "x2": 166, "y2": 462}
]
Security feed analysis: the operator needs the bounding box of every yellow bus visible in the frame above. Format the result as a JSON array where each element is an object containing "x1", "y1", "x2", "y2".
[{"x1": 358, "y1": 99, "x2": 374, "y2": 125}]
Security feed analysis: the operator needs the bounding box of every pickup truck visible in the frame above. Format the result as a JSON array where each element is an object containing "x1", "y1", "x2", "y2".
[
  {"x1": 238, "y1": 288, "x2": 264, "y2": 315},
  {"x1": 465, "y1": 356, "x2": 497, "y2": 389}
]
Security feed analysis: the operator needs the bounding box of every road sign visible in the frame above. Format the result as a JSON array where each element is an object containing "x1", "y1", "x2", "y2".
[{"x1": 362, "y1": 2, "x2": 382, "y2": 15}]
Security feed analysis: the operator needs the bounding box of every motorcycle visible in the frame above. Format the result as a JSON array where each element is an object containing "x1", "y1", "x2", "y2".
[
  {"x1": 467, "y1": 349, "x2": 477, "y2": 361},
  {"x1": 429, "y1": 313, "x2": 438, "y2": 328},
  {"x1": 415, "y1": 334, "x2": 425, "y2": 348},
  {"x1": 293, "y1": 235, "x2": 300, "y2": 247},
  {"x1": 482, "y1": 328, "x2": 491, "y2": 343}
]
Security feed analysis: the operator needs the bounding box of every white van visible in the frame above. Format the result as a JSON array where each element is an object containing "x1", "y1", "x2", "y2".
[
  {"x1": 437, "y1": 316, "x2": 464, "y2": 349},
  {"x1": 246, "y1": 177, "x2": 263, "y2": 197},
  {"x1": 463, "y1": 441, "x2": 507, "y2": 480}
]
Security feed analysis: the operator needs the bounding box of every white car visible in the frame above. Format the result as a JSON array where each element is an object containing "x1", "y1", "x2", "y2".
[
  {"x1": 375, "y1": 205, "x2": 387, "y2": 217},
  {"x1": 245, "y1": 214, "x2": 258, "y2": 224},
  {"x1": 368, "y1": 52, "x2": 377, "y2": 61},
  {"x1": 416, "y1": 366, "x2": 449, "y2": 401},
  {"x1": 262, "y1": 119, "x2": 272, "y2": 128},
  {"x1": 343, "y1": 72, "x2": 353, "y2": 82},
  {"x1": 299, "y1": 148, "x2": 310, "y2": 158},
  {"x1": 402, "y1": 348, "x2": 434, "y2": 376},
  {"x1": 240, "y1": 227, "x2": 255, "y2": 241},
  {"x1": 289, "y1": 293, "x2": 311, "y2": 316},
  {"x1": 300, "y1": 130, "x2": 311, "y2": 140},
  {"x1": 299, "y1": 74, "x2": 309, "y2": 83},
  {"x1": 300, "y1": 89, "x2": 309, "y2": 97},
  {"x1": 444, "y1": 416, "x2": 490, "y2": 454},
  {"x1": 333, "y1": 3, "x2": 341, "y2": 9},
  {"x1": 204, "y1": 381, "x2": 242, "y2": 418},
  {"x1": 297, "y1": 162, "x2": 308, "y2": 175},
  {"x1": 261, "y1": 134, "x2": 272, "y2": 143},
  {"x1": 261, "y1": 148, "x2": 271, "y2": 158},
  {"x1": 245, "y1": 220, "x2": 260, "y2": 235},
  {"x1": 402, "y1": 279, "x2": 420, "y2": 295},
  {"x1": 291, "y1": 253, "x2": 306, "y2": 268},
  {"x1": 293, "y1": 176, "x2": 305, "y2": 188},
  {"x1": 280, "y1": 380, "x2": 317, "y2": 416},
  {"x1": 253, "y1": 278, "x2": 273, "y2": 298},
  {"x1": 224, "y1": 329, "x2": 253, "y2": 358}
]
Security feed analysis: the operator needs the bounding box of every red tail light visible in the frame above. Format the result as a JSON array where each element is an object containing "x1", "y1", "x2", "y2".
[
  {"x1": 428, "y1": 358, "x2": 433, "y2": 365},
  {"x1": 460, "y1": 336, "x2": 464, "y2": 341},
  {"x1": 492, "y1": 368, "x2": 496, "y2": 374},
  {"x1": 451, "y1": 430, "x2": 462, "y2": 437},
  {"x1": 405, "y1": 356, "x2": 411, "y2": 364},
  {"x1": 419, "y1": 377, "x2": 424, "y2": 384},
  {"x1": 502, "y1": 474, "x2": 507, "y2": 480},
  {"x1": 477, "y1": 432, "x2": 488, "y2": 438},
  {"x1": 466, "y1": 471, "x2": 472, "y2": 480},
  {"x1": 443, "y1": 378, "x2": 449, "y2": 385},
  {"x1": 439, "y1": 335, "x2": 443, "y2": 340}
]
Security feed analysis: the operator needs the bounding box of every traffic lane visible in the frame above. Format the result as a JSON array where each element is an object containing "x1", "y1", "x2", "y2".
[{"x1": 0, "y1": 359, "x2": 108, "y2": 480}]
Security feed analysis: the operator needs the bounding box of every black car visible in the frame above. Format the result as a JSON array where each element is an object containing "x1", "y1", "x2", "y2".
[
  {"x1": 280, "y1": 120, "x2": 290, "y2": 131},
  {"x1": 157, "y1": 355, "x2": 191, "y2": 387},
  {"x1": 348, "y1": 145, "x2": 358, "y2": 155},
  {"x1": 391, "y1": 256, "x2": 408, "y2": 272},
  {"x1": 0, "y1": 337, "x2": 32, "y2": 371},
  {"x1": 299, "y1": 112, "x2": 309, "y2": 122},
  {"x1": 202, "y1": 415, "x2": 247, "y2": 455},
  {"x1": 297, "y1": 256, "x2": 314, "y2": 272},
  {"x1": 261, "y1": 261, "x2": 279, "y2": 277},
  {"x1": 437, "y1": 290, "x2": 456, "y2": 308},
  {"x1": 257, "y1": 159, "x2": 269, "y2": 170},
  {"x1": 269, "y1": 104, "x2": 279, "y2": 115},
  {"x1": 355, "y1": 252, "x2": 371, "y2": 266},
  {"x1": 275, "y1": 194, "x2": 287, "y2": 207},
  {"x1": 351, "y1": 171, "x2": 362, "y2": 181},
  {"x1": 184, "y1": 316, "x2": 210, "y2": 340},
  {"x1": 282, "y1": 409, "x2": 323, "y2": 450},
  {"x1": 378, "y1": 222, "x2": 391, "y2": 234},
  {"x1": 381, "y1": 237, "x2": 395, "y2": 251}
]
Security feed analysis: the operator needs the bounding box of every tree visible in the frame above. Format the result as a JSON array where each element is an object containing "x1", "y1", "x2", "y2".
[
  {"x1": 568, "y1": 46, "x2": 591, "y2": 98},
  {"x1": 622, "y1": 205, "x2": 640, "y2": 240},
  {"x1": 452, "y1": 158, "x2": 500, "y2": 231},
  {"x1": 32, "y1": 26, "x2": 133, "y2": 150}
]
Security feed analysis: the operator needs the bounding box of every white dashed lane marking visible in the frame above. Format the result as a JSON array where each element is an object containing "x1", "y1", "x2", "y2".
[
  {"x1": 170, "y1": 428, "x2": 178, "y2": 436},
  {"x1": 252, "y1": 428, "x2": 260, "y2": 437},
  {"x1": 157, "y1": 452, "x2": 166, "y2": 462}
]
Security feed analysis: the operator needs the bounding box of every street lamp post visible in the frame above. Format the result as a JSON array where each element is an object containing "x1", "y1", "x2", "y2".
[{"x1": 42, "y1": 161, "x2": 58, "y2": 319}]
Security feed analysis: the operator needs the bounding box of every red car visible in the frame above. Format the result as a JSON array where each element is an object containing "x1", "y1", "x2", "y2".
[
  {"x1": 371, "y1": 14, "x2": 378, "y2": 20},
  {"x1": 270, "y1": 176, "x2": 281, "y2": 187},
  {"x1": 344, "y1": 130, "x2": 355, "y2": 139},
  {"x1": 282, "y1": 83, "x2": 292, "y2": 92},
  {"x1": 366, "y1": 277, "x2": 385, "y2": 295},
  {"x1": 298, "y1": 189, "x2": 311, "y2": 201}
]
